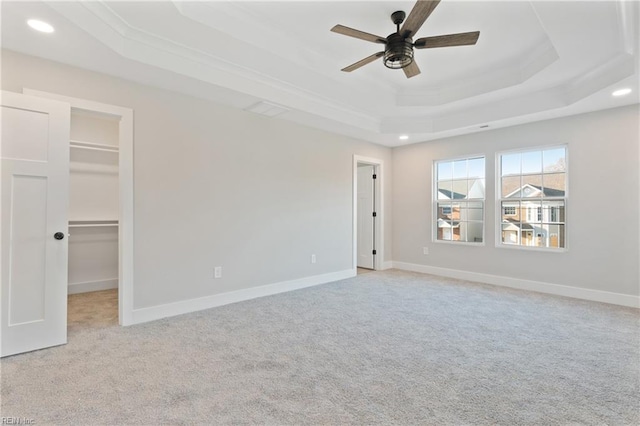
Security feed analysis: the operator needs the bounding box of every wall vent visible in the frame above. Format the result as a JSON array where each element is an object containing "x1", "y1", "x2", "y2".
[{"x1": 244, "y1": 101, "x2": 289, "y2": 117}]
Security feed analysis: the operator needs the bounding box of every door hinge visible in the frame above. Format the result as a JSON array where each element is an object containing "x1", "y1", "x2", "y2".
[
  {"x1": 372, "y1": 174, "x2": 377, "y2": 179},
  {"x1": 372, "y1": 250, "x2": 377, "y2": 255},
  {"x1": 372, "y1": 212, "x2": 377, "y2": 217}
]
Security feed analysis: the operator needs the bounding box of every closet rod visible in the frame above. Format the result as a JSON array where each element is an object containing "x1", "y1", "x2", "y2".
[
  {"x1": 70, "y1": 145, "x2": 119, "y2": 154},
  {"x1": 70, "y1": 140, "x2": 119, "y2": 152},
  {"x1": 69, "y1": 223, "x2": 119, "y2": 228}
]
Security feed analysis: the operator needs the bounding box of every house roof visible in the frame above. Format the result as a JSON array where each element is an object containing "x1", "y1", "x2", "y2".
[
  {"x1": 502, "y1": 219, "x2": 534, "y2": 231},
  {"x1": 437, "y1": 219, "x2": 460, "y2": 228},
  {"x1": 438, "y1": 189, "x2": 466, "y2": 200},
  {"x1": 505, "y1": 183, "x2": 565, "y2": 198}
]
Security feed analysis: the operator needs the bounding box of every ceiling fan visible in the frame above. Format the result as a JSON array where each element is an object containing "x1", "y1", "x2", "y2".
[{"x1": 331, "y1": 0, "x2": 480, "y2": 78}]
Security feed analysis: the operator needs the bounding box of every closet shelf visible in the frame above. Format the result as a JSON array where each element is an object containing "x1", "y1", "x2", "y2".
[
  {"x1": 70, "y1": 140, "x2": 119, "y2": 153},
  {"x1": 69, "y1": 220, "x2": 119, "y2": 228}
]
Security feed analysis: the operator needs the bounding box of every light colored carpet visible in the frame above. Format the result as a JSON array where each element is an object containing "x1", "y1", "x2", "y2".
[
  {"x1": 67, "y1": 289, "x2": 118, "y2": 334},
  {"x1": 1, "y1": 269, "x2": 638, "y2": 425}
]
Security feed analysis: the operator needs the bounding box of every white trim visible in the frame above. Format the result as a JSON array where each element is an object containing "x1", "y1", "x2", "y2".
[
  {"x1": 381, "y1": 261, "x2": 393, "y2": 271},
  {"x1": 391, "y1": 261, "x2": 640, "y2": 309},
  {"x1": 68, "y1": 279, "x2": 118, "y2": 295},
  {"x1": 131, "y1": 269, "x2": 355, "y2": 325},
  {"x1": 23, "y1": 88, "x2": 135, "y2": 326},
  {"x1": 353, "y1": 155, "x2": 385, "y2": 271}
]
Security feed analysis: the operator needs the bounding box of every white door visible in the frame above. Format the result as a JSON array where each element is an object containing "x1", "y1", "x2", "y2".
[
  {"x1": 1, "y1": 91, "x2": 70, "y2": 357},
  {"x1": 357, "y1": 165, "x2": 375, "y2": 269}
]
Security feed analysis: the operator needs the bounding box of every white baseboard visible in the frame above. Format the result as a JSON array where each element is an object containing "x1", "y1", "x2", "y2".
[
  {"x1": 68, "y1": 278, "x2": 118, "y2": 295},
  {"x1": 391, "y1": 262, "x2": 640, "y2": 308},
  {"x1": 131, "y1": 269, "x2": 356, "y2": 325},
  {"x1": 380, "y1": 261, "x2": 393, "y2": 271}
]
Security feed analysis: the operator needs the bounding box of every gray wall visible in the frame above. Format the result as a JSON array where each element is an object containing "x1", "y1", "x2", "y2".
[
  {"x1": 392, "y1": 105, "x2": 639, "y2": 296},
  {"x1": 2, "y1": 50, "x2": 393, "y2": 309}
]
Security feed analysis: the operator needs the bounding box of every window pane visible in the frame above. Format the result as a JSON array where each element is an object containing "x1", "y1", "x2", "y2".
[
  {"x1": 543, "y1": 224, "x2": 565, "y2": 248},
  {"x1": 468, "y1": 158, "x2": 484, "y2": 178},
  {"x1": 453, "y1": 160, "x2": 467, "y2": 179},
  {"x1": 437, "y1": 161, "x2": 452, "y2": 181},
  {"x1": 543, "y1": 148, "x2": 566, "y2": 172},
  {"x1": 468, "y1": 178, "x2": 485, "y2": 199},
  {"x1": 522, "y1": 201, "x2": 541, "y2": 224},
  {"x1": 521, "y1": 174, "x2": 543, "y2": 197},
  {"x1": 459, "y1": 222, "x2": 482, "y2": 243},
  {"x1": 532, "y1": 228, "x2": 547, "y2": 247},
  {"x1": 451, "y1": 180, "x2": 468, "y2": 199},
  {"x1": 543, "y1": 173, "x2": 566, "y2": 197},
  {"x1": 501, "y1": 223, "x2": 519, "y2": 245},
  {"x1": 437, "y1": 181, "x2": 452, "y2": 200},
  {"x1": 542, "y1": 201, "x2": 565, "y2": 223},
  {"x1": 501, "y1": 201, "x2": 520, "y2": 221},
  {"x1": 466, "y1": 222, "x2": 483, "y2": 243},
  {"x1": 460, "y1": 201, "x2": 483, "y2": 222},
  {"x1": 522, "y1": 151, "x2": 542, "y2": 174},
  {"x1": 437, "y1": 219, "x2": 455, "y2": 241},
  {"x1": 437, "y1": 202, "x2": 453, "y2": 219},
  {"x1": 501, "y1": 153, "x2": 520, "y2": 176},
  {"x1": 502, "y1": 176, "x2": 521, "y2": 197}
]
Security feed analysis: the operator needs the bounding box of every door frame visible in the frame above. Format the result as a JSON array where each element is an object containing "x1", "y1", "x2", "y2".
[
  {"x1": 24, "y1": 89, "x2": 135, "y2": 326},
  {"x1": 353, "y1": 155, "x2": 384, "y2": 272}
]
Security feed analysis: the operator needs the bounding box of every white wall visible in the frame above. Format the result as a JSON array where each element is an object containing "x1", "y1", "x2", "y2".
[
  {"x1": 1, "y1": 50, "x2": 393, "y2": 311},
  {"x1": 392, "y1": 105, "x2": 640, "y2": 298}
]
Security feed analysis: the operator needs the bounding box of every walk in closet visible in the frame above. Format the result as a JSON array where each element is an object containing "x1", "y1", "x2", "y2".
[{"x1": 68, "y1": 110, "x2": 120, "y2": 296}]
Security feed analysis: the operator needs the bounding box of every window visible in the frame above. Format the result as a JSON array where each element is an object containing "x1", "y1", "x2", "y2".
[
  {"x1": 499, "y1": 146, "x2": 567, "y2": 249},
  {"x1": 435, "y1": 156, "x2": 485, "y2": 243}
]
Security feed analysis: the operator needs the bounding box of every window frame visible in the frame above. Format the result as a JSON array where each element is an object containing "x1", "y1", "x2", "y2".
[
  {"x1": 433, "y1": 154, "x2": 486, "y2": 246},
  {"x1": 496, "y1": 144, "x2": 568, "y2": 252}
]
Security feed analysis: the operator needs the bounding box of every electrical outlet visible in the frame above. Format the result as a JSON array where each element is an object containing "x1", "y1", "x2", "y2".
[
  {"x1": 311, "y1": 254, "x2": 316, "y2": 264},
  {"x1": 214, "y1": 266, "x2": 222, "y2": 278},
  {"x1": 423, "y1": 247, "x2": 429, "y2": 255}
]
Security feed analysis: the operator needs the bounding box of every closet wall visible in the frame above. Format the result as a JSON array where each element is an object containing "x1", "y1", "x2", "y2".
[{"x1": 68, "y1": 110, "x2": 119, "y2": 294}]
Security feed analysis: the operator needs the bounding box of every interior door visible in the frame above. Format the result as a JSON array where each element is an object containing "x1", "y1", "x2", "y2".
[
  {"x1": 1, "y1": 91, "x2": 70, "y2": 357},
  {"x1": 357, "y1": 165, "x2": 375, "y2": 269}
]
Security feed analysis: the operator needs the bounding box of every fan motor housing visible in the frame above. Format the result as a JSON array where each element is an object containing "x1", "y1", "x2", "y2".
[{"x1": 384, "y1": 33, "x2": 414, "y2": 69}]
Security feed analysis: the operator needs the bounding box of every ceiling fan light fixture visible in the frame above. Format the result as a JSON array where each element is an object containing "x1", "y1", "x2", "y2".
[{"x1": 384, "y1": 34, "x2": 414, "y2": 69}]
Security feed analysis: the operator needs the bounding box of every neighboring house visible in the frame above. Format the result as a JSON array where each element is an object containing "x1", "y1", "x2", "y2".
[
  {"x1": 437, "y1": 179, "x2": 485, "y2": 241},
  {"x1": 501, "y1": 184, "x2": 565, "y2": 248}
]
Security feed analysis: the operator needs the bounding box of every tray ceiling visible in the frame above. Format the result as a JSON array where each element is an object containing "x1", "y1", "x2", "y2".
[{"x1": 2, "y1": 1, "x2": 638, "y2": 146}]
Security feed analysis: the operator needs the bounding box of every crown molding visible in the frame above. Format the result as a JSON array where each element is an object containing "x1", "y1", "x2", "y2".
[
  {"x1": 47, "y1": 1, "x2": 383, "y2": 133},
  {"x1": 396, "y1": 36, "x2": 559, "y2": 107}
]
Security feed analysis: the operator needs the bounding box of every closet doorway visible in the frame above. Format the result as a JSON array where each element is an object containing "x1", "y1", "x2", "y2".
[
  {"x1": 352, "y1": 155, "x2": 384, "y2": 273},
  {"x1": 24, "y1": 89, "x2": 134, "y2": 327}
]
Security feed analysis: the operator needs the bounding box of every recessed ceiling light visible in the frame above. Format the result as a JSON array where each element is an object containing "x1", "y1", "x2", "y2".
[
  {"x1": 612, "y1": 88, "x2": 632, "y2": 97},
  {"x1": 27, "y1": 19, "x2": 54, "y2": 33},
  {"x1": 399, "y1": 135, "x2": 409, "y2": 140}
]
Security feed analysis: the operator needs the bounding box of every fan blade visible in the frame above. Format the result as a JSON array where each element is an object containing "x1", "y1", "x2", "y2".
[
  {"x1": 331, "y1": 25, "x2": 387, "y2": 44},
  {"x1": 403, "y1": 61, "x2": 421, "y2": 78},
  {"x1": 414, "y1": 31, "x2": 480, "y2": 49},
  {"x1": 341, "y1": 52, "x2": 385, "y2": 72},
  {"x1": 400, "y1": 0, "x2": 441, "y2": 39}
]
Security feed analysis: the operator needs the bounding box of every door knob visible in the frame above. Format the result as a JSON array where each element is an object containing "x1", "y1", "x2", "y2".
[{"x1": 54, "y1": 232, "x2": 65, "y2": 240}]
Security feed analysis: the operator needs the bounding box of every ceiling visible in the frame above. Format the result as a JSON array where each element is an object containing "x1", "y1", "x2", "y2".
[{"x1": 2, "y1": 1, "x2": 638, "y2": 147}]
